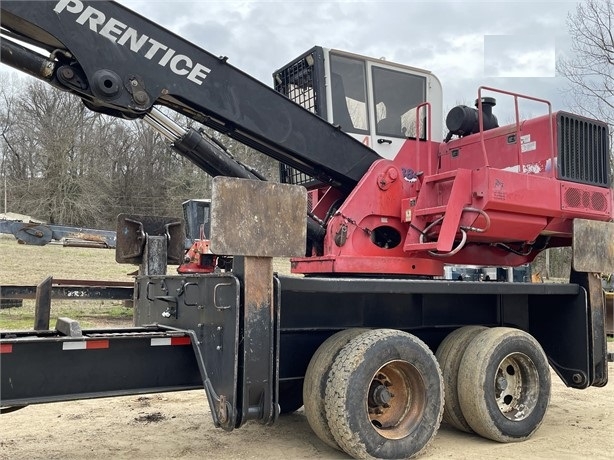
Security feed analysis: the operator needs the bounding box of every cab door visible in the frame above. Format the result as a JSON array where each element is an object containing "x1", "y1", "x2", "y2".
[
  {"x1": 368, "y1": 62, "x2": 428, "y2": 159},
  {"x1": 326, "y1": 50, "x2": 442, "y2": 160}
]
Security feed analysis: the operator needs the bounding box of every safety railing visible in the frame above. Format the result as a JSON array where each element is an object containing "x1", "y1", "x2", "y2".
[{"x1": 477, "y1": 86, "x2": 554, "y2": 177}]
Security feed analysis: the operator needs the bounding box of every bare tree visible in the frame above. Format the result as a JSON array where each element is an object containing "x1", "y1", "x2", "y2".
[
  {"x1": 0, "y1": 72, "x2": 25, "y2": 214},
  {"x1": 558, "y1": 0, "x2": 613, "y2": 173},
  {"x1": 4, "y1": 80, "x2": 111, "y2": 226},
  {"x1": 0, "y1": 72, "x2": 273, "y2": 231}
]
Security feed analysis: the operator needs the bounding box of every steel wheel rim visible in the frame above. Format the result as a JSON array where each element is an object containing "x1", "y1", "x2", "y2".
[
  {"x1": 494, "y1": 352, "x2": 540, "y2": 421},
  {"x1": 366, "y1": 359, "x2": 426, "y2": 440}
]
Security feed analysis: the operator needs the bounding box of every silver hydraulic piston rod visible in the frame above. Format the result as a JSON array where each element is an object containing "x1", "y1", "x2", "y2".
[{"x1": 143, "y1": 108, "x2": 263, "y2": 180}]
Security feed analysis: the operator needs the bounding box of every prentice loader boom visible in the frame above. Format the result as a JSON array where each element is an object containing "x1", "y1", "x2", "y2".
[{"x1": 0, "y1": 0, "x2": 380, "y2": 193}]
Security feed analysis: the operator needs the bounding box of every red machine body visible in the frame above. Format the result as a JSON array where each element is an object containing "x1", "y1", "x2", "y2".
[
  {"x1": 293, "y1": 91, "x2": 612, "y2": 276},
  {"x1": 177, "y1": 238, "x2": 217, "y2": 274}
]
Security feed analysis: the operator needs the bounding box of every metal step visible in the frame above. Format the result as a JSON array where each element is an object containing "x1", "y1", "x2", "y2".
[
  {"x1": 423, "y1": 170, "x2": 458, "y2": 184},
  {"x1": 414, "y1": 205, "x2": 447, "y2": 216}
]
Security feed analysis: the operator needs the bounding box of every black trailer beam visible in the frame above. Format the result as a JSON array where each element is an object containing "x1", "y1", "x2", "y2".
[
  {"x1": 0, "y1": 327, "x2": 202, "y2": 406},
  {"x1": 1, "y1": 280, "x2": 134, "y2": 301}
]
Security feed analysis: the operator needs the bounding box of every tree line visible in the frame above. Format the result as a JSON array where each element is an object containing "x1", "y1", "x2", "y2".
[{"x1": 0, "y1": 73, "x2": 278, "y2": 230}]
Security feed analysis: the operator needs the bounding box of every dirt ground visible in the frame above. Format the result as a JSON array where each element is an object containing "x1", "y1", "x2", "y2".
[{"x1": 1, "y1": 343, "x2": 612, "y2": 460}]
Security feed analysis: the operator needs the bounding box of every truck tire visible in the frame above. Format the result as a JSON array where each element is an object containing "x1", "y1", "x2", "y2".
[
  {"x1": 303, "y1": 328, "x2": 368, "y2": 449},
  {"x1": 458, "y1": 327, "x2": 551, "y2": 442},
  {"x1": 324, "y1": 329, "x2": 443, "y2": 459},
  {"x1": 278, "y1": 379, "x2": 303, "y2": 414},
  {"x1": 435, "y1": 325, "x2": 486, "y2": 433}
]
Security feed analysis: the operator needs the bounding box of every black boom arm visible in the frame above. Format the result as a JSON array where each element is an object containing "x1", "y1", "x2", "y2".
[{"x1": 0, "y1": 0, "x2": 380, "y2": 192}]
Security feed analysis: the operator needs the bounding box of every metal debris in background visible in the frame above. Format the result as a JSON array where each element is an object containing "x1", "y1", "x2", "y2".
[{"x1": 0, "y1": 219, "x2": 117, "y2": 248}]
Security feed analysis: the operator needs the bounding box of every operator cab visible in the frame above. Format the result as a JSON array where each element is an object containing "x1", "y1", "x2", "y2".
[{"x1": 274, "y1": 46, "x2": 443, "y2": 174}]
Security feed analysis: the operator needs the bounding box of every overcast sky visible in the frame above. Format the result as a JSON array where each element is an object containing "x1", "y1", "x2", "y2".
[{"x1": 120, "y1": 0, "x2": 580, "y2": 122}]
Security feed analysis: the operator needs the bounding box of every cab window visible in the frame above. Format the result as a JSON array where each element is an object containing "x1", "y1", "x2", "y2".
[
  {"x1": 372, "y1": 67, "x2": 426, "y2": 138},
  {"x1": 329, "y1": 54, "x2": 369, "y2": 134}
]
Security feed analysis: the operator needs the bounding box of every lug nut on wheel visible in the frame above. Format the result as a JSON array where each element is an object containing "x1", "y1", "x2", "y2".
[
  {"x1": 371, "y1": 384, "x2": 392, "y2": 406},
  {"x1": 496, "y1": 376, "x2": 508, "y2": 391}
]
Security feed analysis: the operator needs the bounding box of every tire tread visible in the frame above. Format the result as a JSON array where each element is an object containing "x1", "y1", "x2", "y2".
[{"x1": 325, "y1": 329, "x2": 443, "y2": 459}]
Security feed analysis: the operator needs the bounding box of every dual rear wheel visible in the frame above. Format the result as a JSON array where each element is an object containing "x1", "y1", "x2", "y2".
[
  {"x1": 454, "y1": 327, "x2": 551, "y2": 442},
  {"x1": 303, "y1": 326, "x2": 551, "y2": 458},
  {"x1": 436, "y1": 326, "x2": 551, "y2": 442},
  {"x1": 305, "y1": 329, "x2": 443, "y2": 459}
]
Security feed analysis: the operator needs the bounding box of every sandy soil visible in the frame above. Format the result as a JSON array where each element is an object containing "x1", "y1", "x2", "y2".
[{"x1": 1, "y1": 343, "x2": 612, "y2": 460}]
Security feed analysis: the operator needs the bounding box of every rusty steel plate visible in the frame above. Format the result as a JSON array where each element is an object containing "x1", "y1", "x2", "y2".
[
  {"x1": 210, "y1": 177, "x2": 307, "y2": 257},
  {"x1": 572, "y1": 219, "x2": 614, "y2": 273},
  {"x1": 116, "y1": 214, "x2": 185, "y2": 264}
]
